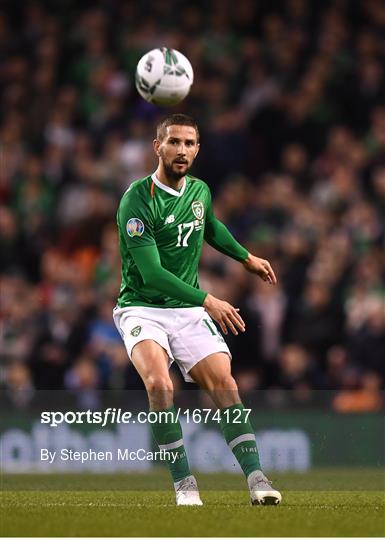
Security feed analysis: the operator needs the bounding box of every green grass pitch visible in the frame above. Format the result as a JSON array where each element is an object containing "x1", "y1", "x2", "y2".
[{"x1": 1, "y1": 469, "x2": 384, "y2": 537}]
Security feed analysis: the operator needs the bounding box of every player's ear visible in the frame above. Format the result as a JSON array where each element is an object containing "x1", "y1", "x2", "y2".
[
  {"x1": 194, "y1": 143, "x2": 200, "y2": 158},
  {"x1": 153, "y1": 139, "x2": 161, "y2": 156}
]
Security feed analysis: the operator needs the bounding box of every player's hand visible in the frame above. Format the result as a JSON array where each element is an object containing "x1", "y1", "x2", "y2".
[
  {"x1": 242, "y1": 253, "x2": 277, "y2": 285},
  {"x1": 203, "y1": 294, "x2": 245, "y2": 336}
]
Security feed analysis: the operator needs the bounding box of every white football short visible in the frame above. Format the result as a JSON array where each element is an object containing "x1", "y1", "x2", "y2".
[{"x1": 113, "y1": 306, "x2": 231, "y2": 382}]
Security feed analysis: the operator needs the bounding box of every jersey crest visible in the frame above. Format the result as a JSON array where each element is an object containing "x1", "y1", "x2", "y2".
[
  {"x1": 192, "y1": 201, "x2": 204, "y2": 220},
  {"x1": 126, "y1": 218, "x2": 144, "y2": 237}
]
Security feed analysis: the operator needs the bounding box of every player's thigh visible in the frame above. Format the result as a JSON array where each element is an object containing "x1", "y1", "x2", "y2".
[
  {"x1": 113, "y1": 308, "x2": 172, "y2": 385},
  {"x1": 188, "y1": 352, "x2": 236, "y2": 390},
  {"x1": 131, "y1": 339, "x2": 170, "y2": 384},
  {"x1": 189, "y1": 352, "x2": 240, "y2": 408},
  {"x1": 131, "y1": 340, "x2": 174, "y2": 409}
]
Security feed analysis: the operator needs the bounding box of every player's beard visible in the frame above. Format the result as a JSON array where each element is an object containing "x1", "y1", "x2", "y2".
[{"x1": 162, "y1": 156, "x2": 191, "y2": 181}]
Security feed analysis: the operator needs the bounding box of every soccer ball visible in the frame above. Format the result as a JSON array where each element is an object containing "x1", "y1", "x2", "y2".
[{"x1": 135, "y1": 47, "x2": 194, "y2": 106}]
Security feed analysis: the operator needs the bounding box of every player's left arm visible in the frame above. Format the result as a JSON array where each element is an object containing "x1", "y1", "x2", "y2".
[
  {"x1": 204, "y1": 187, "x2": 248, "y2": 261},
  {"x1": 204, "y1": 189, "x2": 277, "y2": 285},
  {"x1": 204, "y1": 211, "x2": 249, "y2": 261},
  {"x1": 241, "y1": 252, "x2": 277, "y2": 285}
]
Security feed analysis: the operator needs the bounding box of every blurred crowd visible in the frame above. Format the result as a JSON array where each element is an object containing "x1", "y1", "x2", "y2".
[{"x1": 1, "y1": 0, "x2": 384, "y2": 412}]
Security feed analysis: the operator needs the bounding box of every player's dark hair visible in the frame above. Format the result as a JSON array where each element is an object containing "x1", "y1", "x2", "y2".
[{"x1": 156, "y1": 114, "x2": 199, "y2": 142}]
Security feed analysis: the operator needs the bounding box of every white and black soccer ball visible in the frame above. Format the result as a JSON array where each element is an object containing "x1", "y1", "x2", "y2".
[{"x1": 135, "y1": 47, "x2": 194, "y2": 106}]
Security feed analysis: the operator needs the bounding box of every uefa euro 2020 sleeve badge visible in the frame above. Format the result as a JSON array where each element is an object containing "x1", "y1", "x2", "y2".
[{"x1": 126, "y1": 218, "x2": 145, "y2": 237}]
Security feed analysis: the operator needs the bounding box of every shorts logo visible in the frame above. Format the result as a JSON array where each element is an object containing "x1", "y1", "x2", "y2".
[
  {"x1": 192, "y1": 201, "x2": 204, "y2": 220},
  {"x1": 126, "y1": 218, "x2": 144, "y2": 237},
  {"x1": 130, "y1": 325, "x2": 142, "y2": 337}
]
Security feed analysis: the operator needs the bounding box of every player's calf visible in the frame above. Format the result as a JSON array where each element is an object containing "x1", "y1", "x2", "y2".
[
  {"x1": 219, "y1": 403, "x2": 282, "y2": 506},
  {"x1": 150, "y1": 405, "x2": 195, "y2": 499}
]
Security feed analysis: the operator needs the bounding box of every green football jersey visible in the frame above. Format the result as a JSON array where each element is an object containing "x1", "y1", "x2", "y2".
[{"x1": 116, "y1": 173, "x2": 211, "y2": 308}]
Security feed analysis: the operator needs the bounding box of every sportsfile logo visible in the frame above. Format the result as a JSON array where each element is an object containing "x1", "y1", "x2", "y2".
[{"x1": 41, "y1": 409, "x2": 145, "y2": 428}]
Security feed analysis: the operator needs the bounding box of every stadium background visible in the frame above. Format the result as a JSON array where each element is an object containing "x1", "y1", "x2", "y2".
[{"x1": 1, "y1": 0, "x2": 384, "y2": 417}]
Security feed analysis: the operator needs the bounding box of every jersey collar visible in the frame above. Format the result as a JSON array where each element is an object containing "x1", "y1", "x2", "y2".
[{"x1": 151, "y1": 173, "x2": 186, "y2": 197}]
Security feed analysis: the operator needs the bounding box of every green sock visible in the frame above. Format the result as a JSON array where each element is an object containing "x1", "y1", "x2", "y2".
[
  {"x1": 150, "y1": 405, "x2": 191, "y2": 483},
  {"x1": 220, "y1": 403, "x2": 262, "y2": 477}
]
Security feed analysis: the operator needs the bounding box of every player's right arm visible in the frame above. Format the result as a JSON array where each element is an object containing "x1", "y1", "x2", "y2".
[
  {"x1": 130, "y1": 245, "x2": 245, "y2": 334},
  {"x1": 130, "y1": 244, "x2": 207, "y2": 305},
  {"x1": 118, "y1": 185, "x2": 245, "y2": 334},
  {"x1": 118, "y1": 186, "x2": 207, "y2": 306}
]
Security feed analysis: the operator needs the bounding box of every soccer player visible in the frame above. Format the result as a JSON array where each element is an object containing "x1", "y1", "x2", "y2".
[{"x1": 113, "y1": 114, "x2": 282, "y2": 506}]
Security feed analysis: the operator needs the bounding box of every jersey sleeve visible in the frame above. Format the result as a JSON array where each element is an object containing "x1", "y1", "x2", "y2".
[
  {"x1": 117, "y1": 187, "x2": 156, "y2": 248},
  {"x1": 204, "y1": 186, "x2": 249, "y2": 262}
]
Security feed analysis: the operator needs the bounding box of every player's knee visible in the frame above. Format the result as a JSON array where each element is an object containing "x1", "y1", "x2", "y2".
[
  {"x1": 211, "y1": 374, "x2": 238, "y2": 391},
  {"x1": 145, "y1": 374, "x2": 173, "y2": 395}
]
